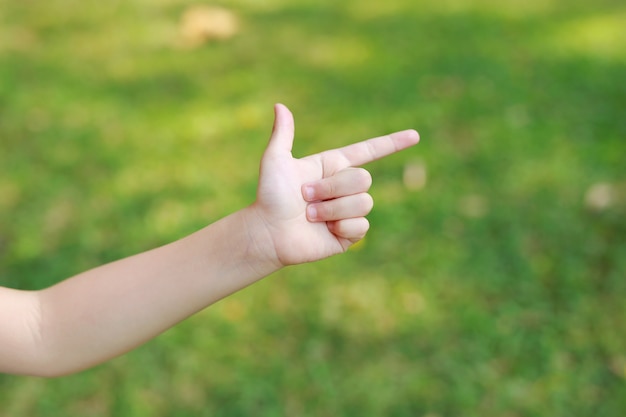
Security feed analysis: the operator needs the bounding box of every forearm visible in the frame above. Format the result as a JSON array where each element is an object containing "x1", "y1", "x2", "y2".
[{"x1": 6, "y1": 207, "x2": 279, "y2": 377}]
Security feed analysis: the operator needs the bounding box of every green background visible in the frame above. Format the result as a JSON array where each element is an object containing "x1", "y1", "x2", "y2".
[{"x1": 1, "y1": 0, "x2": 625, "y2": 415}]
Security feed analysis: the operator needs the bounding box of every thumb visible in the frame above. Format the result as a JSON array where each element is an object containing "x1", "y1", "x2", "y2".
[{"x1": 266, "y1": 103, "x2": 295, "y2": 156}]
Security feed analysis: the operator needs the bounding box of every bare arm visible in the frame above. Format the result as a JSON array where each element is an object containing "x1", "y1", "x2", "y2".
[{"x1": 0, "y1": 104, "x2": 419, "y2": 377}]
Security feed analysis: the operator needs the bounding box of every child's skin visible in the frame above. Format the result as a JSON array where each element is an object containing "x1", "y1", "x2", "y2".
[{"x1": 0, "y1": 104, "x2": 419, "y2": 377}]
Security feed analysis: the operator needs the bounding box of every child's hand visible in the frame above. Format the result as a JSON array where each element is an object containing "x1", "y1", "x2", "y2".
[{"x1": 250, "y1": 104, "x2": 419, "y2": 266}]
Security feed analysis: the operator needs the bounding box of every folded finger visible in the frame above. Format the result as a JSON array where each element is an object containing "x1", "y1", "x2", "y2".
[
  {"x1": 306, "y1": 193, "x2": 374, "y2": 222},
  {"x1": 327, "y1": 217, "x2": 370, "y2": 242},
  {"x1": 302, "y1": 167, "x2": 372, "y2": 202}
]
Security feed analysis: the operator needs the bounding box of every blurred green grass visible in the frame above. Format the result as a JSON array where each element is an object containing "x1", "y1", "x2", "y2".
[{"x1": 1, "y1": 0, "x2": 625, "y2": 415}]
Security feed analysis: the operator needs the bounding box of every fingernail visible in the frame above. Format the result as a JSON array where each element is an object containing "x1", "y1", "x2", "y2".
[
  {"x1": 307, "y1": 205, "x2": 317, "y2": 221},
  {"x1": 303, "y1": 185, "x2": 315, "y2": 201}
]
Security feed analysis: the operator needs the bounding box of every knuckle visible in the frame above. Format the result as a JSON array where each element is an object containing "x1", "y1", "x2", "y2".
[
  {"x1": 353, "y1": 218, "x2": 370, "y2": 239},
  {"x1": 357, "y1": 168, "x2": 373, "y2": 189},
  {"x1": 361, "y1": 193, "x2": 374, "y2": 211}
]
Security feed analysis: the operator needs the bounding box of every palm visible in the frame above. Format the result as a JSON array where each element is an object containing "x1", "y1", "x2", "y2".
[
  {"x1": 252, "y1": 104, "x2": 419, "y2": 266},
  {"x1": 256, "y1": 149, "x2": 350, "y2": 264}
]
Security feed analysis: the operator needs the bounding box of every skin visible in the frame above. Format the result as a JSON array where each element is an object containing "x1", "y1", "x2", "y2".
[{"x1": 0, "y1": 104, "x2": 419, "y2": 377}]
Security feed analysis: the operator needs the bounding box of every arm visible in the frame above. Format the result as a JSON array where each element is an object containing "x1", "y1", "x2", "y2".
[{"x1": 0, "y1": 104, "x2": 419, "y2": 377}]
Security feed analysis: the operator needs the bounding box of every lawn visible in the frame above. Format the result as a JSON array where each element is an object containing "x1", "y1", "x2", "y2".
[{"x1": 1, "y1": 0, "x2": 625, "y2": 416}]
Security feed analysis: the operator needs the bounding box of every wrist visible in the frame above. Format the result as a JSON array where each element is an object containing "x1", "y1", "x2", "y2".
[{"x1": 237, "y1": 205, "x2": 284, "y2": 275}]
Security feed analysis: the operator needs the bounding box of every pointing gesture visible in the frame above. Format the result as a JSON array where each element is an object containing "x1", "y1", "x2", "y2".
[
  {"x1": 0, "y1": 103, "x2": 419, "y2": 377},
  {"x1": 252, "y1": 104, "x2": 420, "y2": 266}
]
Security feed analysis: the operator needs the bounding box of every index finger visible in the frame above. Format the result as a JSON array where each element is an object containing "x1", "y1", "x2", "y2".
[{"x1": 332, "y1": 129, "x2": 420, "y2": 167}]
